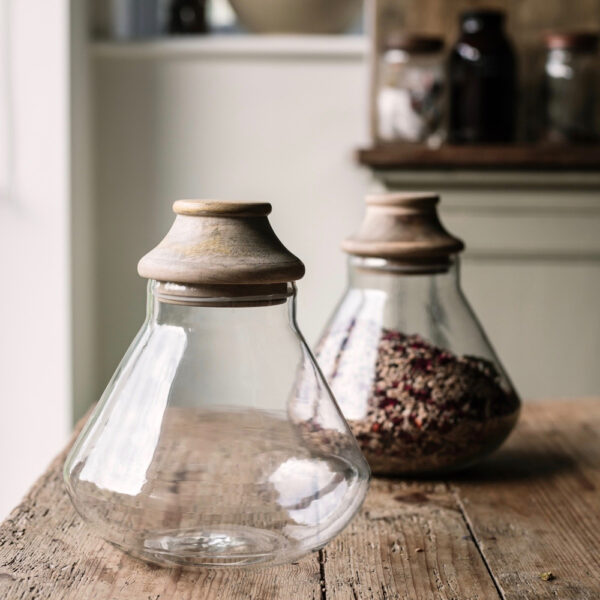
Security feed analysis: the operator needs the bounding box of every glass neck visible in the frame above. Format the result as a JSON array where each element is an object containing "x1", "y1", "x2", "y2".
[
  {"x1": 461, "y1": 14, "x2": 503, "y2": 35},
  {"x1": 349, "y1": 256, "x2": 460, "y2": 301},
  {"x1": 348, "y1": 256, "x2": 460, "y2": 292},
  {"x1": 145, "y1": 280, "x2": 299, "y2": 329}
]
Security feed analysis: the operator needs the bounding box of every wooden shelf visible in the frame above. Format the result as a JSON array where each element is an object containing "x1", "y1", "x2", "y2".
[{"x1": 357, "y1": 143, "x2": 600, "y2": 171}]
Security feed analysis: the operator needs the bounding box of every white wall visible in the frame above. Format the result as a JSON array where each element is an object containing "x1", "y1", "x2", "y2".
[
  {"x1": 92, "y1": 38, "x2": 600, "y2": 403},
  {"x1": 0, "y1": 0, "x2": 71, "y2": 518},
  {"x1": 93, "y1": 38, "x2": 372, "y2": 392}
]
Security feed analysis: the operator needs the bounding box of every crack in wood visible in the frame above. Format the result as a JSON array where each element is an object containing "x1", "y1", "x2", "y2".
[
  {"x1": 2, "y1": 400, "x2": 599, "y2": 599},
  {"x1": 318, "y1": 549, "x2": 327, "y2": 600},
  {"x1": 380, "y1": 582, "x2": 389, "y2": 599},
  {"x1": 453, "y1": 489, "x2": 506, "y2": 600}
]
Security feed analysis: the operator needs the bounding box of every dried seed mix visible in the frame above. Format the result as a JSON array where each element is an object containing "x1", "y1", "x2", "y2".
[{"x1": 322, "y1": 327, "x2": 519, "y2": 475}]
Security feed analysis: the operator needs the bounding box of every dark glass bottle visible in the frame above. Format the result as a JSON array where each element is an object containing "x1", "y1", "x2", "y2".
[
  {"x1": 448, "y1": 10, "x2": 517, "y2": 143},
  {"x1": 169, "y1": 0, "x2": 207, "y2": 35}
]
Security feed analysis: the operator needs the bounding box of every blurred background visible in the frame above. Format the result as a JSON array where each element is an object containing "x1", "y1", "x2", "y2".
[{"x1": 1, "y1": 0, "x2": 599, "y2": 517}]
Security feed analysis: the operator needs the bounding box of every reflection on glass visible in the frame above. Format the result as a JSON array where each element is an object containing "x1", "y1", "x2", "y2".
[{"x1": 64, "y1": 282, "x2": 370, "y2": 568}]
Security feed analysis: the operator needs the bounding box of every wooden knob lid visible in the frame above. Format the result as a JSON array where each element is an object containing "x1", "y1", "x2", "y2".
[
  {"x1": 342, "y1": 193, "x2": 465, "y2": 260},
  {"x1": 138, "y1": 200, "x2": 305, "y2": 287}
]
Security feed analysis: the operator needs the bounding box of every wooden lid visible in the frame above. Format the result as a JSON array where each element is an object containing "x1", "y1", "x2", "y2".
[
  {"x1": 138, "y1": 200, "x2": 305, "y2": 287},
  {"x1": 342, "y1": 193, "x2": 465, "y2": 260}
]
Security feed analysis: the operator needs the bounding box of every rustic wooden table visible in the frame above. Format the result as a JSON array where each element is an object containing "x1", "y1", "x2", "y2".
[{"x1": 1, "y1": 399, "x2": 599, "y2": 599}]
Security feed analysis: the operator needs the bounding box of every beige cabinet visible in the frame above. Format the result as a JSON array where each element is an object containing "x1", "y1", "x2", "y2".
[{"x1": 376, "y1": 170, "x2": 600, "y2": 399}]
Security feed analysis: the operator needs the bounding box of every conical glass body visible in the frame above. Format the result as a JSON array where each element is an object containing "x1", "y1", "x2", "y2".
[
  {"x1": 317, "y1": 257, "x2": 520, "y2": 476},
  {"x1": 64, "y1": 282, "x2": 370, "y2": 568}
]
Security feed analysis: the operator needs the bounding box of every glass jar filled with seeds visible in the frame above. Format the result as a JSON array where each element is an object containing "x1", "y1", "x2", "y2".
[{"x1": 316, "y1": 193, "x2": 520, "y2": 476}]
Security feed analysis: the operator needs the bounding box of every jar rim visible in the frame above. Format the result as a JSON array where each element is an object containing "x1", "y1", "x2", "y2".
[
  {"x1": 349, "y1": 255, "x2": 455, "y2": 275},
  {"x1": 150, "y1": 280, "x2": 294, "y2": 307}
]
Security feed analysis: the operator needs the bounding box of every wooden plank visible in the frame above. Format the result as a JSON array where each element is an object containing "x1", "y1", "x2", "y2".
[
  {"x1": 2, "y1": 400, "x2": 600, "y2": 599},
  {"x1": 453, "y1": 399, "x2": 600, "y2": 600},
  {"x1": 357, "y1": 144, "x2": 600, "y2": 170},
  {"x1": 321, "y1": 479, "x2": 501, "y2": 599},
  {"x1": 0, "y1": 429, "x2": 323, "y2": 600}
]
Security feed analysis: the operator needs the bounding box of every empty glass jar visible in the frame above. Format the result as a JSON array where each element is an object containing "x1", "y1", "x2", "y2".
[
  {"x1": 316, "y1": 193, "x2": 520, "y2": 476},
  {"x1": 64, "y1": 200, "x2": 369, "y2": 568}
]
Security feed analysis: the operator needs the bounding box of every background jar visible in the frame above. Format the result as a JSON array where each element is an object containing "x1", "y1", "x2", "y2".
[
  {"x1": 377, "y1": 34, "x2": 445, "y2": 147},
  {"x1": 448, "y1": 9, "x2": 517, "y2": 144},
  {"x1": 543, "y1": 32, "x2": 600, "y2": 143},
  {"x1": 316, "y1": 193, "x2": 521, "y2": 476}
]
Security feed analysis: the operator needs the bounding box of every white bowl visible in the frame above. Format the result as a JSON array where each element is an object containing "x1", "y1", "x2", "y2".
[{"x1": 229, "y1": 0, "x2": 362, "y2": 34}]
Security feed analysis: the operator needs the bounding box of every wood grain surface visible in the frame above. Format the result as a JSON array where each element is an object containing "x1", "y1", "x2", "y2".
[
  {"x1": 341, "y1": 192, "x2": 465, "y2": 261},
  {"x1": 137, "y1": 200, "x2": 305, "y2": 289},
  {"x1": 1, "y1": 399, "x2": 599, "y2": 599}
]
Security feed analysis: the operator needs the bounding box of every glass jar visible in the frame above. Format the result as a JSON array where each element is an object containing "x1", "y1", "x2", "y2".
[
  {"x1": 543, "y1": 32, "x2": 600, "y2": 143},
  {"x1": 448, "y1": 9, "x2": 517, "y2": 143},
  {"x1": 64, "y1": 200, "x2": 370, "y2": 568},
  {"x1": 316, "y1": 193, "x2": 520, "y2": 476},
  {"x1": 377, "y1": 34, "x2": 445, "y2": 146}
]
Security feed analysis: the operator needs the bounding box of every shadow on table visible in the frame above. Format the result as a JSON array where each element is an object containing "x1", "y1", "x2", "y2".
[{"x1": 448, "y1": 445, "x2": 575, "y2": 484}]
